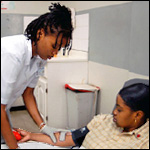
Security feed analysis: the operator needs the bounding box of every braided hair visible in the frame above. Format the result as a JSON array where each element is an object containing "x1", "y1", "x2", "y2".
[{"x1": 24, "y1": 3, "x2": 73, "y2": 49}]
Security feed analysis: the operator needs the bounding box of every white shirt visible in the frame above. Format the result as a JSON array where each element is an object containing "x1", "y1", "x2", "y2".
[{"x1": 1, "y1": 35, "x2": 47, "y2": 110}]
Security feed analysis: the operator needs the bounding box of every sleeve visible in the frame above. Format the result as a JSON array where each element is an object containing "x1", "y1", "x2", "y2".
[
  {"x1": 71, "y1": 126, "x2": 89, "y2": 147},
  {"x1": 28, "y1": 75, "x2": 39, "y2": 88},
  {"x1": 1, "y1": 53, "x2": 22, "y2": 104},
  {"x1": 87, "y1": 114, "x2": 110, "y2": 131},
  {"x1": 28, "y1": 64, "x2": 46, "y2": 88}
]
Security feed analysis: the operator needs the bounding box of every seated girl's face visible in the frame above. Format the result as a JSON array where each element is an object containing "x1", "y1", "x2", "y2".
[{"x1": 113, "y1": 95, "x2": 138, "y2": 132}]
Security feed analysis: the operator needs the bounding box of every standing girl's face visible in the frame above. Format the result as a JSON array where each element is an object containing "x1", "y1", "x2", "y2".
[
  {"x1": 32, "y1": 28, "x2": 68, "y2": 60},
  {"x1": 113, "y1": 95, "x2": 137, "y2": 132}
]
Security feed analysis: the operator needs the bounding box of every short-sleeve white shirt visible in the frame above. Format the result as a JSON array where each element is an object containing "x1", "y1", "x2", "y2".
[{"x1": 1, "y1": 35, "x2": 47, "y2": 110}]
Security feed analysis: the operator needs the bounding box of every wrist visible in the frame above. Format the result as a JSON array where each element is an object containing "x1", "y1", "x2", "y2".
[
  {"x1": 39, "y1": 122, "x2": 46, "y2": 130},
  {"x1": 29, "y1": 132, "x2": 34, "y2": 140}
]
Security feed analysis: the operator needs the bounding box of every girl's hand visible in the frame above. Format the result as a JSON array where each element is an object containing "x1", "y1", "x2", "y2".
[{"x1": 16, "y1": 129, "x2": 31, "y2": 143}]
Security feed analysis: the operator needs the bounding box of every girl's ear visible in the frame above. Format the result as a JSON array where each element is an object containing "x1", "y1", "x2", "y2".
[
  {"x1": 135, "y1": 110, "x2": 144, "y2": 120},
  {"x1": 37, "y1": 29, "x2": 45, "y2": 40}
]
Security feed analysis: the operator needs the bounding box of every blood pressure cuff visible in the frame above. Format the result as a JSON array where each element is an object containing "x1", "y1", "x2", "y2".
[{"x1": 71, "y1": 126, "x2": 89, "y2": 147}]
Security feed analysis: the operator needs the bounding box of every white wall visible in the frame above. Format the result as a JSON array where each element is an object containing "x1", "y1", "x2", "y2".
[
  {"x1": 1, "y1": 1, "x2": 132, "y2": 14},
  {"x1": 61, "y1": 1, "x2": 132, "y2": 11},
  {"x1": 89, "y1": 61, "x2": 149, "y2": 114},
  {"x1": 1, "y1": 1, "x2": 61, "y2": 14}
]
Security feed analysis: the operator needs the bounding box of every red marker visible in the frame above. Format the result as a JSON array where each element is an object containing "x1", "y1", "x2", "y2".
[{"x1": 12, "y1": 130, "x2": 22, "y2": 141}]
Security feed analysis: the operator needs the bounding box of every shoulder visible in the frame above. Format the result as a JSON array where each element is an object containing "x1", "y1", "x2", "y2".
[
  {"x1": 2, "y1": 34, "x2": 26, "y2": 44},
  {"x1": 139, "y1": 120, "x2": 149, "y2": 149},
  {"x1": 87, "y1": 114, "x2": 113, "y2": 129},
  {"x1": 140, "y1": 140, "x2": 149, "y2": 149},
  {"x1": 93, "y1": 114, "x2": 113, "y2": 122},
  {"x1": 1, "y1": 35, "x2": 31, "y2": 62}
]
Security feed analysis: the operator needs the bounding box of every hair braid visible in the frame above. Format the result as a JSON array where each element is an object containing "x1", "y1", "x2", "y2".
[{"x1": 24, "y1": 3, "x2": 73, "y2": 47}]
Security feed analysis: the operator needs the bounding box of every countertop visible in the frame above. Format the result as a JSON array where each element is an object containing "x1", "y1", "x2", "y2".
[{"x1": 47, "y1": 50, "x2": 88, "y2": 63}]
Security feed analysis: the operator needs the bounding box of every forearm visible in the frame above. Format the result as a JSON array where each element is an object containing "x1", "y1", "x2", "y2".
[
  {"x1": 29, "y1": 132, "x2": 75, "y2": 147},
  {"x1": 54, "y1": 132, "x2": 75, "y2": 147},
  {"x1": 23, "y1": 88, "x2": 43, "y2": 127},
  {"x1": 24, "y1": 95, "x2": 43, "y2": 126},
  {"x1": 1, "y1": 105, "x2": 18, "y2": 149}
]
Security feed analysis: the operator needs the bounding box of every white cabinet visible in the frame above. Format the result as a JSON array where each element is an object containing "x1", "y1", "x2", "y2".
[{"x1": 36, "y1": 50, "x2": 88, "y2": 129}]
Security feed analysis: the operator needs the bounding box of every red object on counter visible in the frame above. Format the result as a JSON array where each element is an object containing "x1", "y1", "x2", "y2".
[{"x1": 13, "y1": 130, "x2": 22, "y2": 141}]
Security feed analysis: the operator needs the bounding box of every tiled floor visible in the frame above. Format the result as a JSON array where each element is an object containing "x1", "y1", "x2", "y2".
[{"x1": 10, "y1": 110, "x2": 40, "y2": 133}]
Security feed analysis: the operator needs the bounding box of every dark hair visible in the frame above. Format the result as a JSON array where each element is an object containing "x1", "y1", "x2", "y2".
[
  {"x1": 119, "y1": 83, "x2": 149, "y2": 119},
  {"x1": 24, "y1": 3, "x2": 73, "y2": 49}
]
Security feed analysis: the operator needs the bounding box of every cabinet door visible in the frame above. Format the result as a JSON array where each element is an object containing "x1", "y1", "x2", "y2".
[{"x1": 37, "y1": 77, "x2": 48, "y2": 123}]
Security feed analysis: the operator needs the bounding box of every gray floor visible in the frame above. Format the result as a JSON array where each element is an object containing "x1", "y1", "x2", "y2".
[{"x1": 10, "y1": 110, "x2": 40, "y2": 133}]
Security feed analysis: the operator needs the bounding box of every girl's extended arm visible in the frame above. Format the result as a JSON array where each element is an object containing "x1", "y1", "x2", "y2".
[{"x1": 18, "y1": 130, "x2": 75, "y2": 147}]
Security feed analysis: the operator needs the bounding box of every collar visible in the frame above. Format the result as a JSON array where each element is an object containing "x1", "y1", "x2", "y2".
[
  {"x1": 120, "y1": 120, "x2": 149, "y2": 139},
  {"x1": 25, "y1": 39, "x2": 47, "y2": 67}
]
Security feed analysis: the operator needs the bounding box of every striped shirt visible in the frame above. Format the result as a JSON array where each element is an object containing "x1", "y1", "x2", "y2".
[{"x1": 82, "y1": 114, "x2": 149, "y2": 149}]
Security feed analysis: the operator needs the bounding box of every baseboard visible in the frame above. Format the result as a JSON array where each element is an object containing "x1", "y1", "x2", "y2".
[{"x1": 10, "y1": 106, "x2": 26, "y2": 112}]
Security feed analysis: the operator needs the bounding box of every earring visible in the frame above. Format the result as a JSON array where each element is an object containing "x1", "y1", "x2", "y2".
[{"x1": 135, "y1": 119, "x2": 137, "y2": 123}]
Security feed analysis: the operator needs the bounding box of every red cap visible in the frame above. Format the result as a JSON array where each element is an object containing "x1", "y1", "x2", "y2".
[{"x1": 13, "y1": 131, "x2": 22, "y2": 141}]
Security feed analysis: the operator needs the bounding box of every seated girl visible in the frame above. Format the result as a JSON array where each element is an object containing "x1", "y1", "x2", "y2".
[{"x1": 17, "y1": 83, "x2": 149, "y2": 149}]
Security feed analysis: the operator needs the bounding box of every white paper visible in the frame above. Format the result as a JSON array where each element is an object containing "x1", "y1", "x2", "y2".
[
  {"x1": 1, "y1": 142, "x2": 70, "y2": 149},
  {"x1": 67, "y1": 84, "x2": 100, "y2": 91}
]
